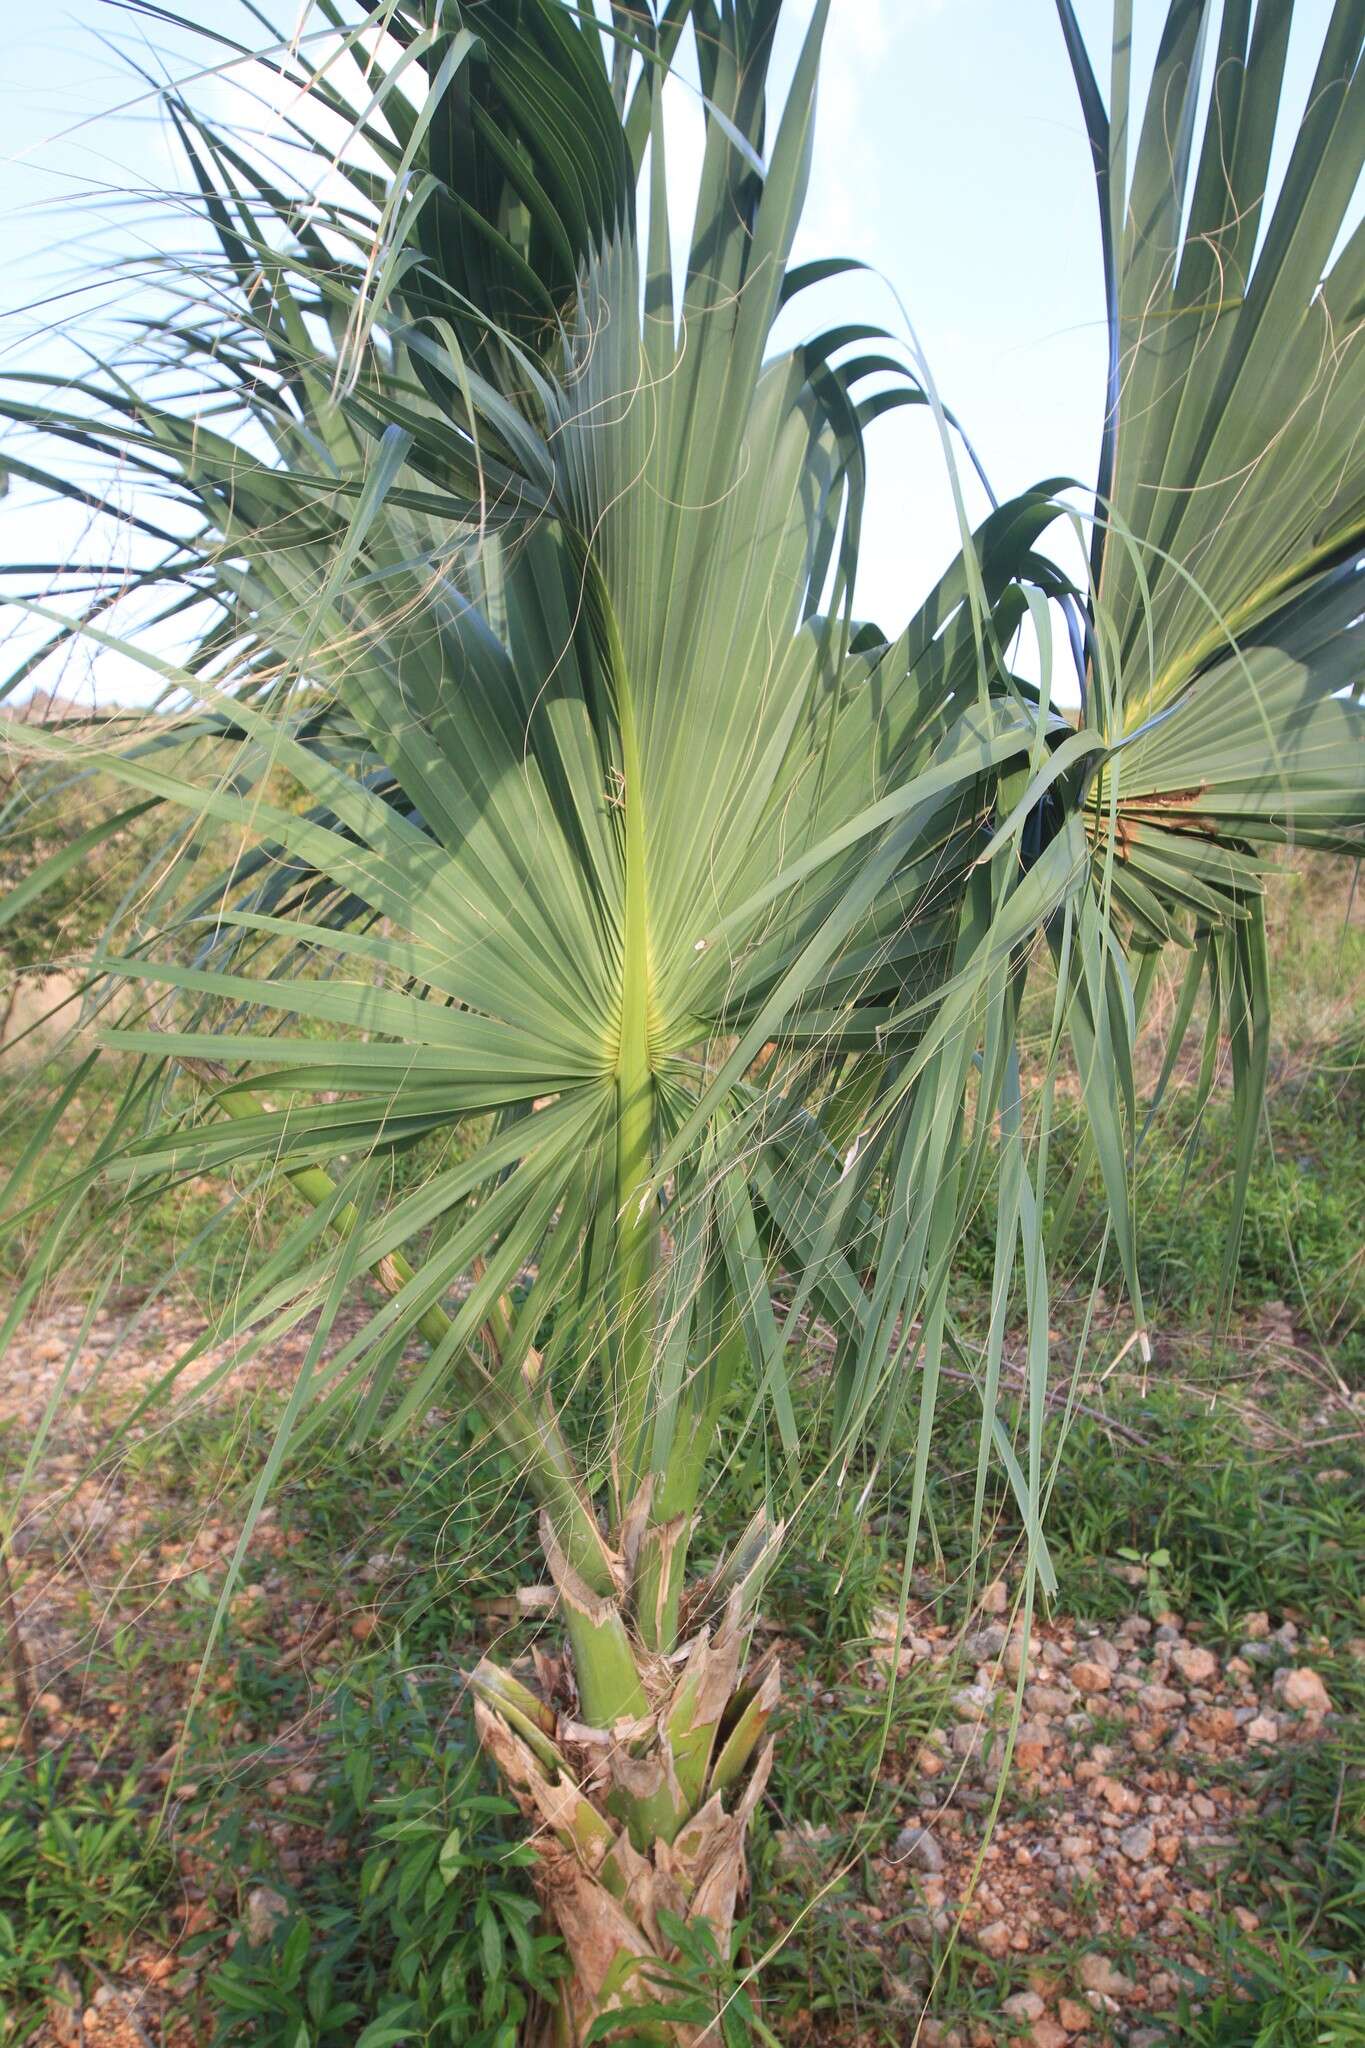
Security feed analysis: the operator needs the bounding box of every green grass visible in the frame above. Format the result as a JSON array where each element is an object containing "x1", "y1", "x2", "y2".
[
  {"x1": 3, "y1": 1327, "x2": 1362, "y2": 2045},
  {"x1": 1, "y1": 866, "x2": 1361, "y2": 2043},
  {"x1": 1091, "y1": 1062, "x2": 1363, "y2": 1373},
  {"x1": 1035, "y1": 1390, "x2": 1364, "y2": 1631},
  {"x1": 1171, "y1": 1944, "x2": 1365, "y2": 2047},
  {"x1": 0, "y1": 1753, "x2": 173, "y2": 2030},
  {"x1": 1162, "y1": 1664, "x2": 1365, "y2": 2044},
  {"x1": 202, "y1": 1660, "x2": 562, "y2": 2048}
]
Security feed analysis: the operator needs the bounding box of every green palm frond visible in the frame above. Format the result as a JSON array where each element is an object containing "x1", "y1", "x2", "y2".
[
  {"x1": 1053, "y1": 0, "x2": 1364, "y2": 1312},
  {"x1": 3, "y1": 0, "x2": 1056, "y2": 1535}
]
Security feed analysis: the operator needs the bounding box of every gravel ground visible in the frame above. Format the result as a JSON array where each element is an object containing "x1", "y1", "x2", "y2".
[{"x1": 3, "y1": 1303, "x2": 1356, "y2": 2048}]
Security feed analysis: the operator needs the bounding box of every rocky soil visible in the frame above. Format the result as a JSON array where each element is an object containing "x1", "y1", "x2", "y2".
[
  {"x1": 854, "y1": 1586, "x2": 1344, "y2": 2044},
  {"x1": 2, "y1": 1303, "x2": 1356, "y2": 2047}
]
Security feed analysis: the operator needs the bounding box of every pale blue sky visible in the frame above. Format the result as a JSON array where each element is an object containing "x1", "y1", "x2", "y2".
[{"x1": 0, "y1": 1, "x2": 1344, "y2": 703}]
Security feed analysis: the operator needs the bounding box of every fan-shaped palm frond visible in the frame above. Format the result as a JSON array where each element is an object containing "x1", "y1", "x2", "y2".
[{"x1": 1059, "y1": 0, "x2": 1364, "y2": 1307}]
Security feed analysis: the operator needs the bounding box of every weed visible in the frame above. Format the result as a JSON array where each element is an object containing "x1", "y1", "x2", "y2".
[
  {"x1": 1169, "y1": 1929, "x2": 1365, "y2": 2046},
  {"x1": 0, "y1": 1753, "x2": 172, "y2": 2023},
  {"x1": 204, "y1": 1658, "x2": 561, "y2": 2047}
]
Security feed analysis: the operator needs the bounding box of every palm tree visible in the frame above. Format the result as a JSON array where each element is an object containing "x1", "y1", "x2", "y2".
[{"x1": 2, "y1": 1, "x2": 1361, "y2": 2037}]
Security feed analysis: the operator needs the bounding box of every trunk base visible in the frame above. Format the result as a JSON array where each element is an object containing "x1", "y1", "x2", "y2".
[{"x1": 474, "y1": 1581, "x2": 779, "y2": 2046}]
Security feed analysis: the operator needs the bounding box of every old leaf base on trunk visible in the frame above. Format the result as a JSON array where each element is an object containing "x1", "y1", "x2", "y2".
[{"x1": 472, "y1": 1510, "x2": 782, "y2": 2045}]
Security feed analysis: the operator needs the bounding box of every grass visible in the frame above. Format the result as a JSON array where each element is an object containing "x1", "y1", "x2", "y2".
[
  {"x1": 1161, "y1": 1646, "x2": 1365, "y2": 2045},
  {"x1": 1, "y1": 861, "x2": 1361, "y2": 2043},
  {"x1": 202, "y1": 1660, "x2": 562, "y2": 2048},
  {"x1": 0, "y1": 1753, "x2": 172, "y2": 2020},
  {"x1": 3, "y1": 1344, "x2": 1362, "y2": 2044}
]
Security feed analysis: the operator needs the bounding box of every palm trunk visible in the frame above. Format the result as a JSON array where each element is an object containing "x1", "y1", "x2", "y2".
[
  {"x1": 473, "y1": 1502, "x2": 782, "y2": 2047},
  {"x1": 183, "y1": 1064, "x2": 776, "y2": 2039}
]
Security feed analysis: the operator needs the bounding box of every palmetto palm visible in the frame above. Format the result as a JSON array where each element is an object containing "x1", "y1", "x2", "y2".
[{"x1": 2, "y1": 0, "x2": 1362, "y2": 2038}]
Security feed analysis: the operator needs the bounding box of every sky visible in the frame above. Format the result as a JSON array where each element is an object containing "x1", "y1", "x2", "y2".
[{"x1": 0, "y1": 0, "x2": 1346, "y2": 705}]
